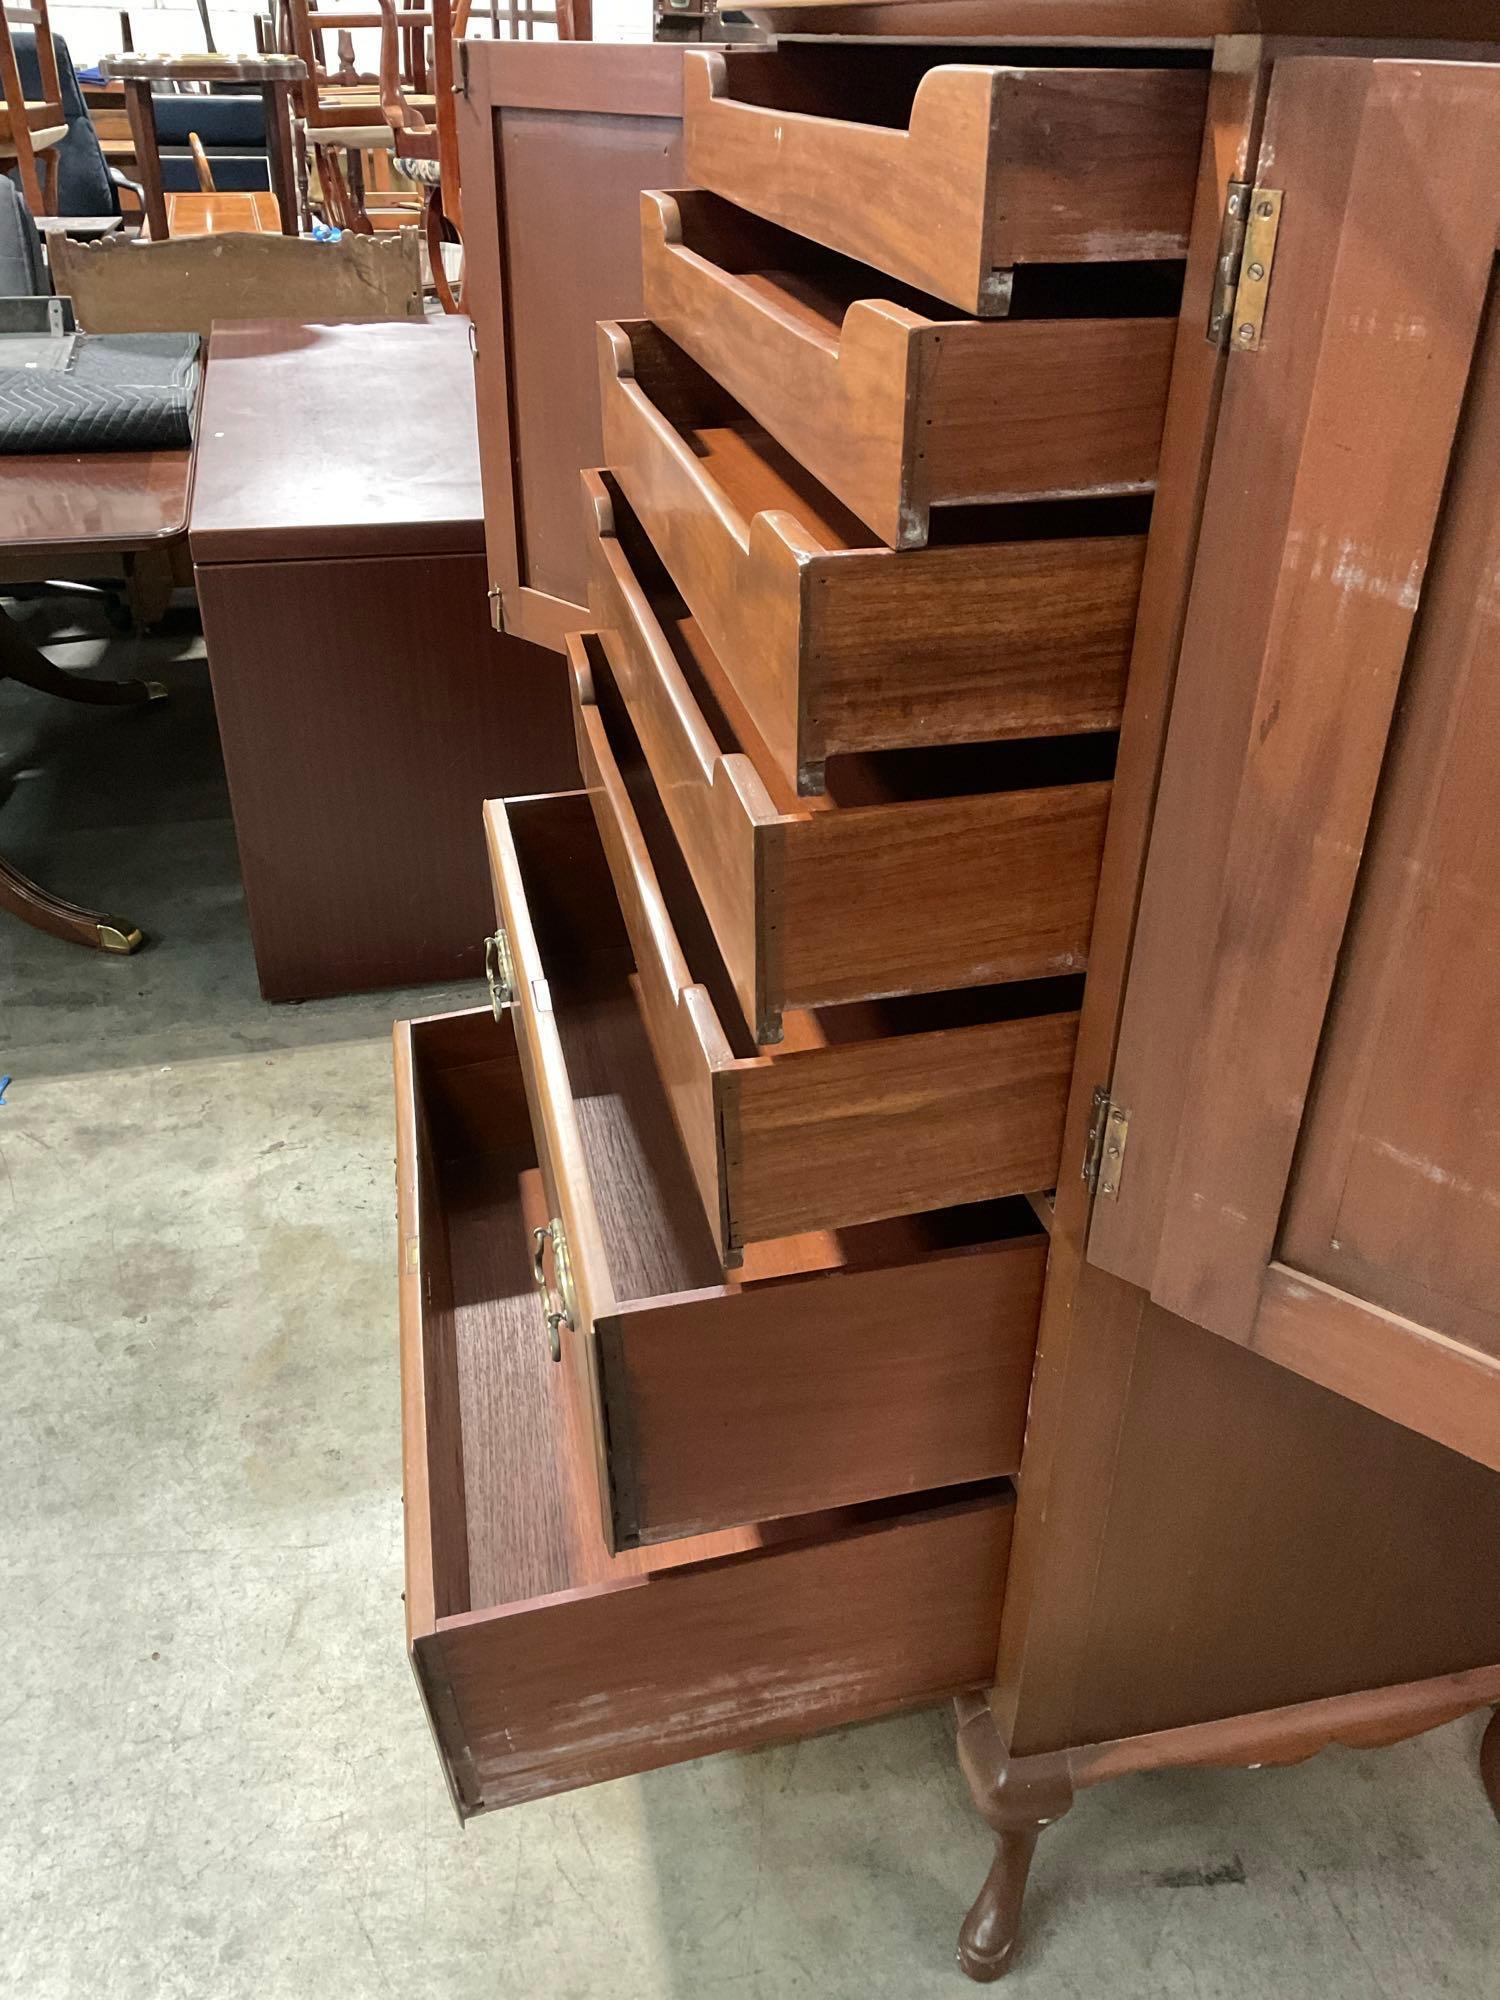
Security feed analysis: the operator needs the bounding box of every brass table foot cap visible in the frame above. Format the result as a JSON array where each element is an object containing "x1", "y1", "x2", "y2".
[{"x1": 97, "y1": 923, "x2": 144, "y2": 953}]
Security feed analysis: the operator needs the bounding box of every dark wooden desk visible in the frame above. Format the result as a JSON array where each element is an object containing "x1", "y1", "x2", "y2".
[
  {"x1": 1, "y1": 447, "x2": 190, "y2": 563},
  {"x1": 0, "y1": 442, "x2": 191, "y2": 952},
  {"x1": 189, "y1": 318, "x2": 577, "y2": 1001}
]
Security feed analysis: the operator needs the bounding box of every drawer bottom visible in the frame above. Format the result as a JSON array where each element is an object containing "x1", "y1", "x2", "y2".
[{"x1": 398, "y1": 1007, "x2": 1014, "y2": 1814}]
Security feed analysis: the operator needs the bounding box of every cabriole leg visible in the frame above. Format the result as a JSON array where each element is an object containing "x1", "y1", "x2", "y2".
[
  {"x1": 954, "y1": 1692, "x2": 1074, "y2": 1982},
  {"x1": 1481, "y1": 1710, "x2": 1500, "y2": 1824}
]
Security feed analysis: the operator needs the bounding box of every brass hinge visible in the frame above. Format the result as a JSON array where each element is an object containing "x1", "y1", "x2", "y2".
[
  {"x1": 484, "y1": 926, "x2": 516, "y2": 1016},
  {"x1": 1082, "y1": 1086, "x2": 1131, "y2": 1203},
  {"x1": 1207, "y1": 182, "x2": 1283, "y2": 353}
]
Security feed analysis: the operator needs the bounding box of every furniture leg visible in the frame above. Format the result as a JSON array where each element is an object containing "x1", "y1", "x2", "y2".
[
  {"x1": 11, "y1": 132, "x2": 45, "y2": 216},
  {"x1": 954, "y1": 1693, "x2": 1074, "y2": 1983},
  {"x1": 39, "y1": 144, "x2": 60, "y2": 217},
  {"x1": 124, "y1": 544, "x2": 176, "y2": 631},
  {"x1": 0, "y1": 607, "x2": 166, "y2": 703},
  {"x1": 317, "y1": 146, "x2": 352, "y2": 230},
  {"x1": 262, "y1": 80, "x2": 299, "y2": 235},
  {"x1": 0, "y1": 852, "x2": 142, "y2": 952},
  {"x1": 1481, "y1": 1710, "x2": 1500, "y2": 1824},
  {"x1": 425, "y1": 185, "x2": 459, "y2": 314},
  {"x1": 122, "y1": 77, "x2": 168, "y2": 240},
  {"x1": 344, "y1": 146, "x2": 374, "y2": 233}
]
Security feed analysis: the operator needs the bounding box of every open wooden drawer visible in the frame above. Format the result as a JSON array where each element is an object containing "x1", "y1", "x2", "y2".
[
  {"x1": 600, "y1": 317, "x2": 1146, "y2": 795},
  {"x1": 477, "y1": 797, "x2": 1048, "y2": 1542},
  {"x1": 641, "y1": 188, "x2": 1179, "y2": 549},
  {"x1": 494, "y1": 749, "x2": 1078, "y2": 1265},
  {"x1": 583, "y1": 468, "x2": 1115, "y2": 1043},
  {"x1": 397, "y1": 1005, "x2": 1018, "y2": 1811},
  {"x1": 682, "y1": 46, "x2": 1208, "y2": 315}
]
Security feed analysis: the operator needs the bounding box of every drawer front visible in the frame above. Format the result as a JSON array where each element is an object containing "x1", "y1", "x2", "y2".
[
  {"x1": 600, "y1": 317, "x2": 1145, "y2": 796},
  {"x1": 574, "y1": 661, "x2": 1082, "y2": 1251},
  {"x1": 641, "y1": 187, "x2": 1177, "y2": 549},
  {"x1": 683, "y1": 49, "x2": 1207, "y2": 314},
  {"x1": 484, "y1": 787, "x2": 1049, "y2": 1545},
  {"x1": 429, "y1": 1492, "x2": 1012, "y2": 1813},
  {"x1": 396, "y1": 1002, "x2": 1016, "y2": 1814},
  {"x1": 583, "y1": 473, "x2": 1114, "y2": 1041},
  {"x1": 604, "y1": 1232, "x2": 1045, "y2": 1545}
]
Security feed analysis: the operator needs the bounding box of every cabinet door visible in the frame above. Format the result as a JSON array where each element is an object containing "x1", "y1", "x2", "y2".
[
  {"x1": 457, "y1": 41, "x2": 690, "y2": 651},
  {"x1": 1088, "y1": 54, "x2": 1500, "y2": 1469}
]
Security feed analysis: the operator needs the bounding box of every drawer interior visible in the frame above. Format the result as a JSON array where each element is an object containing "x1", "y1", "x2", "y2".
[
  {"x1": 706, "y1": 42, "x2": 1209, "y2": 130},
  {"x1": 659, "y1": 186, "x2": 1186, "y2": 322},
  {"x1": 502, "y1": 791, "x2": 1049, "y2": 1306},
  {"x1": 598, "y1": 475, "x2": 1119, "y2": 819},
  {"x1": 402, "y1": 1009, "x2": 1019, "y2": 1813},
  {"x1": 406, "y1": 1005, "x2": 800, "y2": 1617},
  {"x1": 616, "y1": 320, "x2": 1157, "y2": 552}
]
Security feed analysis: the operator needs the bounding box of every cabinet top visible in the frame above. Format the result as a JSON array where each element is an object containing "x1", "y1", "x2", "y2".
[
  {"x1": 189, "y1": 319, "x2": 485, "y2": 565},
  {"x1": 739, "y1": 0, "x2": 1500, "y2": 41}
]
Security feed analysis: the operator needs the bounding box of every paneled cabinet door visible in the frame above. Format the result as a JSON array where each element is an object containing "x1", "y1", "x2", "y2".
[{"x1": 1087, "y1": 54, "x2": 1500, "y2": 1472}]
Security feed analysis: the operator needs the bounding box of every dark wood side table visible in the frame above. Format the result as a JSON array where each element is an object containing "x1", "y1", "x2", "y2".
[
  {"x1": 188, "y1": 317, "x2": 577, "y2": 1002},
  {"x1": 98, "y1": 53, "x2": 306, "y2": 242}
]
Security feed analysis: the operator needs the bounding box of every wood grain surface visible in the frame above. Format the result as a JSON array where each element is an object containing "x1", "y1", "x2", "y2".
[
  {"x1": 457, "y1": 38, "x2": 692, "y2": 648},
  {"x1": 428, "y1": 1486, "x2": 1013, "y2": 1812},
  {"x1": 467, "y1": 806, "x2": 1059, "y2": 1540},
  {"x1": 1276, "y1": 269, "x2": 1500, "y2": 1371},
  {"x1": 604, "y1": 1223, "x2": 1046, "y2": 1541},
  {"x1": 738, "y1": 0, "x2": 1500, "y2": 33},
  {"x1": 398, "y1": 1007, "x2": 1017, "y2": 1811},
  {"x1": 642, "y1": 188, "x2": 1177, "y2": 547},
  {"x1": 572, "y1": 685, "x2": 1081, "y2": 1250},
  {"x1": 1089, "y1": 58, "x2": 1500, "y2": 1342},
  {"x1": 601, "y1": 318, "x2": 1145, "y2": 793},
  {"x1": 3, "y1": 448, "x2": 190, "y2": 555},
  {"x1": 683, "y1": 48, "x2": 1207, "y2": 314},
  {"x1": 189, "y1": 319, "x2": 482, "y2": 563},
  {"x1": 582, "y1": 474, "x2": 1114, "y2": 1039},
  {"x1": 198, "y1": 550, "x2": 574, "y2": 1000}
]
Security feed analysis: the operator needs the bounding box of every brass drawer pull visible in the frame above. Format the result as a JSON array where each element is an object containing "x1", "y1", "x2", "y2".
[
  {"x1": 485, "y1": 927, "x2": 516, "y2": 1017},
  {"x1": 531, "y1": 1220, "x2": 574, "y2": 1363}
]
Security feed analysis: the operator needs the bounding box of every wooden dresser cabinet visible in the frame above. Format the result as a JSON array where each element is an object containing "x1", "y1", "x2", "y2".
[{"x1": 403, "y1": 19, "x2": 1500, "y2": 1981}]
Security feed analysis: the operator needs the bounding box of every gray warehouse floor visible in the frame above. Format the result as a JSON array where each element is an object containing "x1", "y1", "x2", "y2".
[{"x1": 3, "y1": 599, "x2": 1498, "y2": 2000}]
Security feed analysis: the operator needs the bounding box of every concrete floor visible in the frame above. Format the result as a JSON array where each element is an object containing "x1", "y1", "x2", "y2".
[{"x1": 3, "y1": 596, "x2": 1498, "y2": 2000}]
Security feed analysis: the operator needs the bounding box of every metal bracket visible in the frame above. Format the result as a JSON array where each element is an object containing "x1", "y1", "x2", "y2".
[
  {"x1": 1207, "y1": 183, "x2": 1283, "y2": 352},
  {"x1": 0, "y1": 292, "x2": 78, "y2": 373},
  {"x1": 1083, "y1": 1086, "x2": 1131, "y2": 1202},
  {"x1": 484, "y1": 926, "x2": 515, "y2": 1016}
]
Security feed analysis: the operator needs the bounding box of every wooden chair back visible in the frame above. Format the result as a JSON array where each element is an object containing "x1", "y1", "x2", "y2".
[
  {"x1": 286, "y1": 0, "x2": 433, "y2": 132},
  {"x1": 0, "y1": 0, "x2": 66, "y2": 213}
]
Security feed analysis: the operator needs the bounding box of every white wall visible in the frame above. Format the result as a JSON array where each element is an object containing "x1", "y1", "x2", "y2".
[{"x1": 48, "y1": 0, "x2": 650, "y2": 70}]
